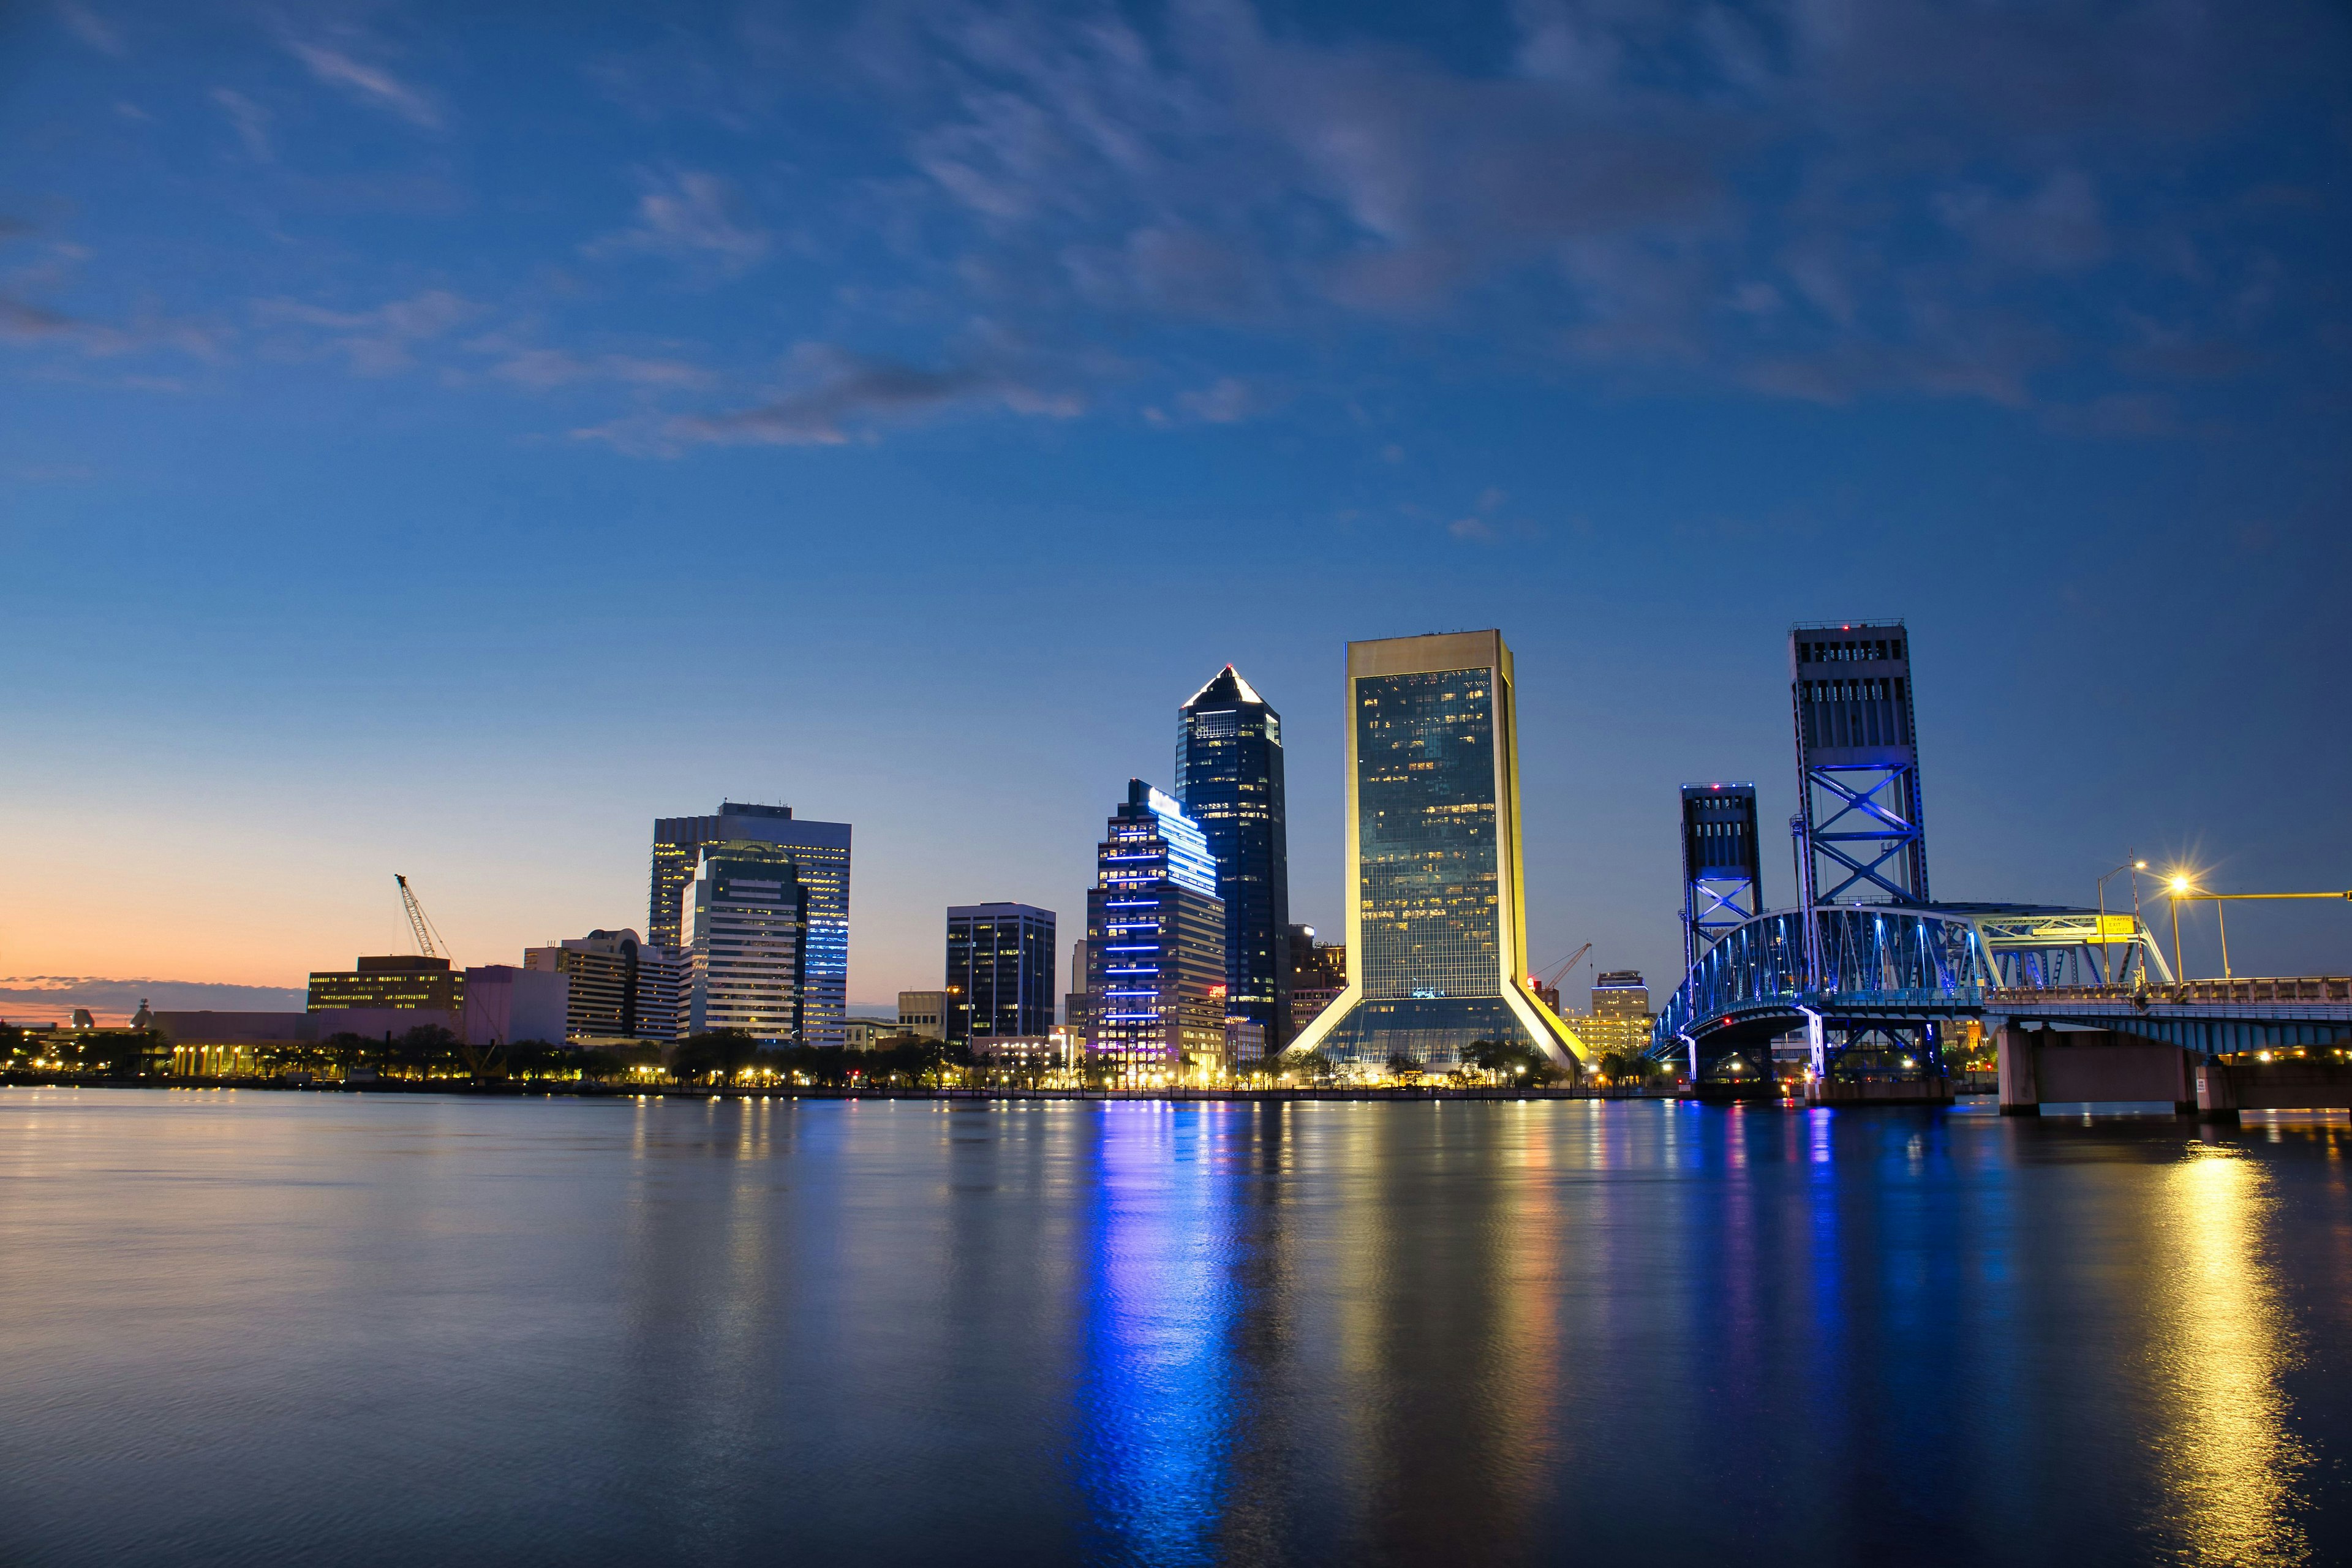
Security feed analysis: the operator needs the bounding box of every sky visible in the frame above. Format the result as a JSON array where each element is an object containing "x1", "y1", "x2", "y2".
[{"x1": 4, "y1": 0, "x2": 2350, "y2": 1026}]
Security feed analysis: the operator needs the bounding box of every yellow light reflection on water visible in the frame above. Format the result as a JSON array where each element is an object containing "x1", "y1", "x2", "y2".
[{"x1": 2151, "y1": 1147, "x2": 2309, "y2": 1566}]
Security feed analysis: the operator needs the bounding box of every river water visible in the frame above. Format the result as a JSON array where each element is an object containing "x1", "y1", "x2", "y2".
[{"x1": 1, "y1": 1089, "x2": 2346, "y2": 1567}]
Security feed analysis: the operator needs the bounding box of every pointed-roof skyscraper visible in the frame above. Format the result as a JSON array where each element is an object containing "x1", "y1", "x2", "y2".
[{"x1": 1175, "y1": 664, "x2": 1292, "y2": 1059}]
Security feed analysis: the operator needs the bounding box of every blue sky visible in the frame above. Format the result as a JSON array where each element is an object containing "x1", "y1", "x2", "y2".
[{"x1": 4, "y1": 0, "x2": 2350, "y2": 1022}]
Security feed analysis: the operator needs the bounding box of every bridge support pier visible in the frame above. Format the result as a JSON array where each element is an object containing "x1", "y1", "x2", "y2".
[
  {"x1": 2193, "y1": 1057, "x2": 2238, "y2": 1123},
  {"x1": 1996, "y1": 1025, "x2": 2038, "y2": 1115},
  {"x1": 1996, "y1": 1026, "x2": 2197, "y2": 1115}
]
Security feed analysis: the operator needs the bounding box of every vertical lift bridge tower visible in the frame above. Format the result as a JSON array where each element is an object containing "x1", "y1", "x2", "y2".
[
  {"x1": 1680, "y1": 783, "x2": 1763, "y2": 975},
  {"x1": 1789, "y1": 620, "x2": 1929, "y2": 921}
]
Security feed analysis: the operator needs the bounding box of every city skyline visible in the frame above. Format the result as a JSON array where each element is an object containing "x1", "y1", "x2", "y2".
[{"x1": 6, "y1": 2, "x2": 2350, "y2": 1024}]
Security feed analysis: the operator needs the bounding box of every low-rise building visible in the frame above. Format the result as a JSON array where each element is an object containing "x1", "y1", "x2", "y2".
[
  {"x1": 841, "y1": 1017, "x2": 903, "y2": 1050},
  {"x1": 461, "y1": 965, "x2": 568, "y2": 1047},
  {"x1": 973, "y1": 1035, "x2": 1061, "y2": 1073},
  {"x1": 307, "y1": 955, "x2": 464, "y2": 1014},
  {"x1": 897, "y1": 990, "x2": 949, "y2": 1041}
]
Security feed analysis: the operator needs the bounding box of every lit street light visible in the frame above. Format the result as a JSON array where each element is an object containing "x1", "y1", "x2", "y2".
[{"x1": 2168, "y1": 873, "x2": 2194, "y2": 983}]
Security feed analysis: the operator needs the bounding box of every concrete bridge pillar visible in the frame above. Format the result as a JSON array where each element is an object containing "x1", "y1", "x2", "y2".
[
  {"x1": 1996, "y1": 1025, "x2": 2039, "y2": 1115},
  {"x1": 2194, "y1": 1058, "x2": 2239, "y2": 1123}
]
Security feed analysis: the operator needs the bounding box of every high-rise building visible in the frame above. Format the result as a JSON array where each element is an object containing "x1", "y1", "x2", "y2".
[
  {"x1": 633, "y1": 945, "x2": 685, "y2": 1041},
  {"x1": 651, "y1": 802, "x2": 852, "y2": 1046},
  {"x1": 897, "y1": 990, "x2": 949, "y2": 1041},
  {"x1": 1175, "y1": 665, "x2": 1292, "y2": 1049},
  {"x1": 1582, "y1": 970, "x2": 1651, "y2": 1059},
  {"x1": 1285, "y1": 923, "x2": 1346, "y2": 1032},
  {"x1": 682, "y1": 846, "x2": 810, "y2": 1042},
  {"x1": 1085, "y1": 780, "x2": 1227, "y2": 1080},
  {"x1": 1287, "y1": 631, "x2": 1584, "y2": 1072},
  {"x1": 944, "y1": 903, "x2": 1057, "y2": 1043},
  {"x1": 524, "y1": 929, "x2": 646, "y2": 1041},
  {"x1": 1063, "y1": 939, "x2": 1091, "y2": 1040}
]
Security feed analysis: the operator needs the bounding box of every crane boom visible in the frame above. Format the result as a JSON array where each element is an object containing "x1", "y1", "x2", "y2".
[
  {"x1": 394, "y1": 874, "x2": 446, "y2": 960},
  {"x1": 1534, "y1": 942, "x2": 1593, "y2": 991}
]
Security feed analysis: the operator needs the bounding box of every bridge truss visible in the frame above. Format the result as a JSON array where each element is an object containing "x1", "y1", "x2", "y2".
[{"x1": 1651, "y1": 902, "x2": 2180, "y2": 1083}]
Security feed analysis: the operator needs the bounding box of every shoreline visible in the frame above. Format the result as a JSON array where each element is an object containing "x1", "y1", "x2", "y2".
[{"x1": 5, "y1": 1076, "x2": 1692, "y2": 1104}]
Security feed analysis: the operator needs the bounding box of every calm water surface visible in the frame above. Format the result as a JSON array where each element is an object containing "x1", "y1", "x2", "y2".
[{"x1": 2, "y1": 1089, "x2": 2348, "y2": 1567}]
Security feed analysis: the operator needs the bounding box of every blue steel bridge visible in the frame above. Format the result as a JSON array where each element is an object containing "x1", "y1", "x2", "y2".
[{"x1": 1646, "y1": 621, "x2": 2352, "y2": 1096}]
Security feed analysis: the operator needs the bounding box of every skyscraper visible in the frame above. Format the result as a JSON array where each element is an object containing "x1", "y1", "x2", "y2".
[
  {"x1": 1287, "y1": 631, "x2": 1585, "y2": 1073},
  {"x1": 944, "y1": 903, "x2": 1058, "y2": 1042},
  {"x1": 1175, "y1": 665, "x2": 1292, "y2": 1052},
  {"x1": 1085, "y1": 780, "x2": 1227, "y2": 1080},
  {"x1": 651, "y1": 802, "x2": 851, "y2": 1046},
  {"x1": 682, "y1": 846, "x2": 810, "y2": 1042}
]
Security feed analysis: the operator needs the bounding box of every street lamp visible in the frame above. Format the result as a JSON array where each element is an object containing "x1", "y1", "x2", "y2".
[
  {"x1": 2168, "y1": 873, "x2": 2195, "y2": 984},
  {"x1": 2096, "y1": 856, "x2": 2148, "y2": 989}
]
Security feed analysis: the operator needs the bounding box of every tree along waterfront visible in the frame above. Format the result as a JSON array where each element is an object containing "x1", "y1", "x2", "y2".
[{"x1": 4, "y1": 1024, "x2": 1680, "y2": 1095}]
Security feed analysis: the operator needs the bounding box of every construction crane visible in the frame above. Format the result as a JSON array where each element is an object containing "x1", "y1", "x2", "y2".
[
  {"x1": 1531, "y1": 943, "x2": 1593, "y2": 997},
  {"x1": 394, "y1": 875, "x2": 448, "y2": 960}
]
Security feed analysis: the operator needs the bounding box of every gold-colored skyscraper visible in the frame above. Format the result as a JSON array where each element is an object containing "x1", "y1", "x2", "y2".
[{"x1": 1288, "y1": 631, "x2": 1586, "y2": 1072}]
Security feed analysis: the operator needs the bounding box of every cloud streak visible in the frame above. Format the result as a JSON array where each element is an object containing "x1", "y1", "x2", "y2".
[{"x1": 284, "y1": 38, "x2": 443, "y2": 129}]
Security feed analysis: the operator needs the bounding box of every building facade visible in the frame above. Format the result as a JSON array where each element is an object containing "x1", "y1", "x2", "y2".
[
  {"x1": 1085, "y1": 780, "x2": 1227, "y2": 1080},
  {"x1": 524, "y1": 929, "x2": 644, "y2": 1041},
  {"x1": 897, "y1": 990, "x2": 949, "y2": 1041},
  {"x1": 307, "y1": 956, "x2": 464, "y2": 1014},
  {"x1": 1285, "y1": 923, "x2": 1346, "y2": 1033},
  {"x1": 459, "y1": 967, "x2": 569, "y2": 1047},
  {"x1": 682, "y1": 847, "x2": 810, "y2": 1042},
  {"x1": 651, "y1": 802, "x2": 851, "y2": 1045},
  {"x1": 1175, "y1": 665, "x2": 1293, "y2": 1050},
  {"x1": 944, "y1": 903, "x2": 1058, "y2": 1043},
  {"x1": 1063, "y1": 940, "x2": 1090, "y2": 1040},
  {"x1": 1581, "y1": 971, "x2": 1651, "y2": 1060},
  {"x1": 1287, "y1": 631, "x2": 1585, "y2": 1073}
]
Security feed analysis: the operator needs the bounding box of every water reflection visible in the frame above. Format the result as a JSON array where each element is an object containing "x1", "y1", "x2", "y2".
[
  {"x1": 1077, "y1": 1106, "x2": 1238, "y2": 1566},
  {"x1": 2, "y1": 1093, "x2": 2351, "y2": 1568},
  {"x1": 2148, "y1": 1147, "x2": 2308, "y2": 1566}
]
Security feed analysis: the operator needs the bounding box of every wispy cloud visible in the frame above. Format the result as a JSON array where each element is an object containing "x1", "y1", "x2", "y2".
[
  {"x1": 55, "y1": 1, "x2": 123, "y2": 56},
  {"x1": 476, "y1": 342, "x2": 712, "y2": 391},
  {"x1": 253, "y1": 289, "x2": 473, "y2": 375},
  {"x1": 284, "y1": 38, "x2": 443, "y2": 130},
  {"x1": 587, "y1": 169, "x2": 769, "y2": 273},
  {"x1": 579, "y1": 340, "x2": 1082, "y2": 454},
  {"x1": 211, "y1": 88, "x2": 273, "y2": 162}
]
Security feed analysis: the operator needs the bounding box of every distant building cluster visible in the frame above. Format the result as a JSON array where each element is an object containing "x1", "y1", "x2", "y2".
[{"x1": 135, "y1": 632, "x2": 1656, "y2": 1084}]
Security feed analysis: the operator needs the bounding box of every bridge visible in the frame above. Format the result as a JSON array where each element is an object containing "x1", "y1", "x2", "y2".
[{"x1": 1647, "y1": 620, "x2": 2352, "y2": 1113}]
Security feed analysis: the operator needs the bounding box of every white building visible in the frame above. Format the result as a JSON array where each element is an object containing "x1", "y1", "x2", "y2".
[{"x1": 684, "y1": 850, "x2": 810, "y2": 1042}]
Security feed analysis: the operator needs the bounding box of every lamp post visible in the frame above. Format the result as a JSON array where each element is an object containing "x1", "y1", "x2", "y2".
[
  {"x1": 2168, "y1": 875, "x2": 2192, "y2": 985},
  {"x1": 2097, "y1": 857, "x2": 2147, "y2": 989}
]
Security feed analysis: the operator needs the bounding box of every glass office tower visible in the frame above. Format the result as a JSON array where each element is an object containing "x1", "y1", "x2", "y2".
[
  {"x1": 1175, "y1": 665, "x2": 1292, "y2": 1054},
  {"x1": 651, "y1": 802, "x2": 851, "y2": 1046},
  {"x1": 682, "y1": 845, "x2": 810, "y2": 1042},
  {"x1": 1084, "y1": 780, "x2": 1227, "y2": 1080},
  {"x1": 1288, "y1": 631, "x2": 1586, "y2": 1073},
  {"x1": 944, "y1": 903, "x2": 1058, "y2": 1043}
]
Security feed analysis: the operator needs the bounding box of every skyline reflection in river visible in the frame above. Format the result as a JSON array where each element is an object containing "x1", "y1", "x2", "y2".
[{"x1": 0, "y1": 1090, "x2": 2346, "y2": 1567}]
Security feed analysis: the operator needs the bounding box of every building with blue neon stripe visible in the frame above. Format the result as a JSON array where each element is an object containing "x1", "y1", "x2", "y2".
[{"x1": 1083, "y1": 780, "x2": 1227, "y2": 1080}]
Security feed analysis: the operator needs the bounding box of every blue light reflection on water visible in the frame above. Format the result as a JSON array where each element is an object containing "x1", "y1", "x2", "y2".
[
  {"x1": 0, "y1": 1090, "x2": 2348, "y2": 1568},
  {"x1": 1077, "y1": 1106, "x2": 1237, "y2": 1567}
]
